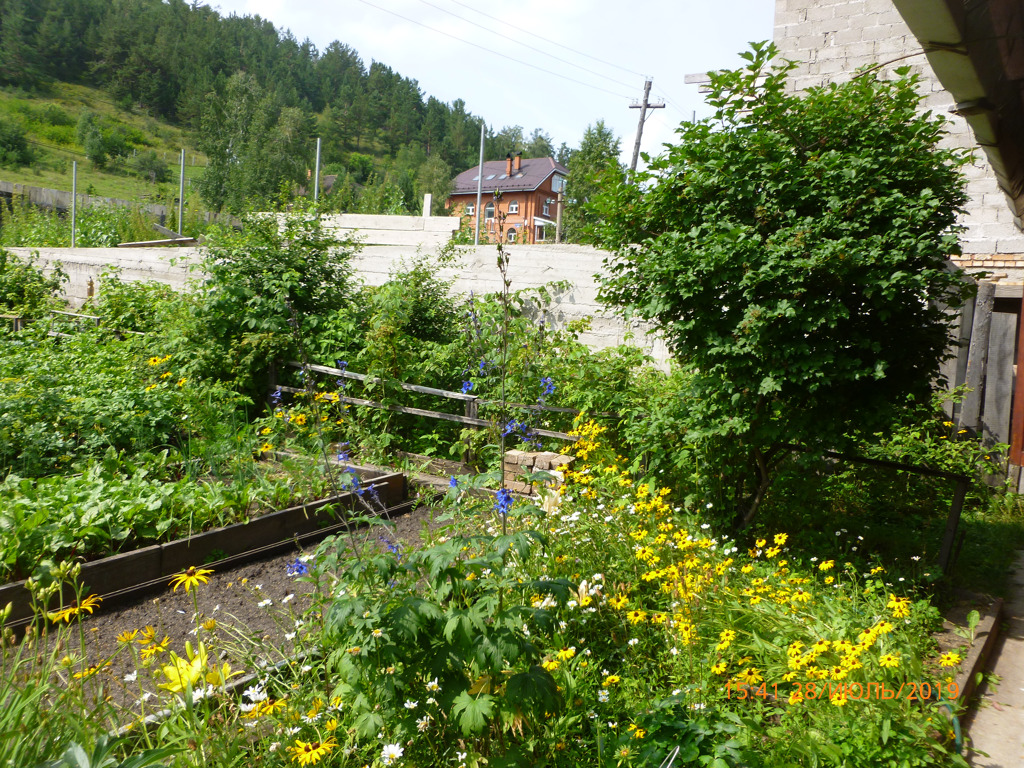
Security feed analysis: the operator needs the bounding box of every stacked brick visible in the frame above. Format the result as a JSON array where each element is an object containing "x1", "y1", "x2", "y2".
[{"x1": 502, "y1": 450, "x2": 574, "y2": 494}]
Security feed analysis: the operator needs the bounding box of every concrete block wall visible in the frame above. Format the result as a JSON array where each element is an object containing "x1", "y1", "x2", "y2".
[
  {"x1": 774, "y1": 0, "x2": 1024, "y2": 279},
  {"x1": 8, "y1": 241, "x2": 671, "y2": 366}
]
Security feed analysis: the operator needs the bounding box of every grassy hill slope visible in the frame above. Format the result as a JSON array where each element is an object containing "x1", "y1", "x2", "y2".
[{"x1": 0, "y1": 81, "x2": 204, "y2": 202}]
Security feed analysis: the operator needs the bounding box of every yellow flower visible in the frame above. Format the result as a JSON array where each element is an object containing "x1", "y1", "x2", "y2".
[
  {"x1": 48, "y1": 594, "x2": 102, "y2": 623},
  {"x1": 147, "y1": 356, "x2": 162, "y2": 366},
  {"x1": 879, "y1": 653, "x2": 900, "y2": 669},
  {"x1": 169, "y1": 566, "x2": 214, "y2": 593},
  {"x1": 260, "y1": 427, "x2": 272, "y2": 435},
  {"x1": 259, "y1": 442, "x2": 274, "y2": 453},
  {"x1": 608, "y1": 595, "x2": 629, "y2": 610},
  {"x1": 625, "y1": 610, "x2": 647, "y2": 624},
  {"x1": 819, "y1": 560, "x2": 835, "y2": 571},
  {"x1": 138, "y1": 626, "x2": 157, "y2": 646},
  {"x1": 202, "y1": 618, "x2": 217, "y2": 631},
  {"x1": 117, "y1": 629, "x2": 139, "y2": 644},
  {"x1": 287, "y1": 738, "x2": 337, "y2": 766},
  {"x1": 711, "y1": 662, "x2": 727, "y2": 675},
  {"x1": 293, "y1": 413, "x2": 308, "y2": 426},
  {"x1": 939, "y1": 651, "x2": 962, "y2": 667},
  {"x1": 830, "y1": 690, "x2": 848, "y2": 707},
  {"x1": 556, "y1": 647, "x2": 576, "y2": 661},
  {"x1": 788, "y1": 690, "x2": 804, "y2": 705},
  {"x1": 755, "y1": 538, "x2": 767, "y2": 548},
  {"x1": 158, "y1": 641, "x2": 208, "y2": 692},
  {"x1": 602, "y1": 675, "x2": 621, "y2": 687},
  {"x1": 542, "y1": 659, "x2": 560, "y2": 672},
  {"x1": 773, "y1": 533, "x2": 788, "y2": 546},
  {"x1": 177, "y1": 378, "x2": 186, "y2": 387},
  {"x1": 738, "y1": 667, "x2": 763, "y2": 686},
  {"x1": 73, "y1": 661, "x2": 110, "y2": 679}
]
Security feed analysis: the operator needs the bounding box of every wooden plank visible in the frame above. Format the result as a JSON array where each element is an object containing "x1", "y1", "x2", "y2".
[
  {"x1": 1010, "y1": 296, "x2": 1024, "y2": 463},
  {"x1": 959, "y1": 281, "x2": 995, "y2": 432},
  {"x1": 982, "y1": 310, "x2": 1016, "y2": 447},
  {"x1": 278, "y1": 386, "x2": 577, "y2": 441},
  {"x1": 995, "y1": 283, "x2": 1024, "y2": 299},
  {"x1": 289, "y1": 361, "x2": 478, "y2": 402},
  {"x1": 153, "y1": 222, "x2": 183, "y2": 238}
]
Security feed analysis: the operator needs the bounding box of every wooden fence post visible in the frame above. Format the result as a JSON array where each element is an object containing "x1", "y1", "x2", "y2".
[
  {"x1": 959, "y1": 281, "x2": 994, "y2": 433},
  {"x1": 938, "y1": 479, "x2": 969, "y2": 574},
  {"x1": 464, "y1": 397, "x2": 479, "y2": 464}
]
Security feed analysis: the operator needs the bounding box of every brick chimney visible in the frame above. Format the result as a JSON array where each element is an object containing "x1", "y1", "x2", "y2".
[
  {"x1": 513, "y1": 152, "x2": 522, "y2": 172},
  {"x1": 505, "y1": 153, "x2": 513, "y2": 176}
]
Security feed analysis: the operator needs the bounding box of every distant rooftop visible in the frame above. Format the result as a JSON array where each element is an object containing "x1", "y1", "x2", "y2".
[{"x1": 451, "y1": 156, "x2": 568, "y2": 195}]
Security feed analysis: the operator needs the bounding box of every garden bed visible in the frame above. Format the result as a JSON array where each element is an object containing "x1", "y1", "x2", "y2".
[{"x1": 0, "y1": 466, "x2": 408, "y2": 628}]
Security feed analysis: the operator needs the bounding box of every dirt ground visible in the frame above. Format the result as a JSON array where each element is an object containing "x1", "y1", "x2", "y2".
[{"x1": 38, "y1": 502, "x2": 447, "y2": 716}]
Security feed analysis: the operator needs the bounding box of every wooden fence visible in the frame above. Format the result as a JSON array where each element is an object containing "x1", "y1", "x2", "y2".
[{"x1": 942, "y1": 280, "x2": 1024, "y2": 490}]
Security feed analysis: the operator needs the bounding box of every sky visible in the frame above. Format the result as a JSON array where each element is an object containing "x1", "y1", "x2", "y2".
[{"x1": 209, "y1": 1, "x2": 777, "y2": 169}]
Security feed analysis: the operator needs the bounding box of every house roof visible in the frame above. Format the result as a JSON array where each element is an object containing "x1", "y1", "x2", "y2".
[
  {"x1": 893, "y1": 0, "x2": 1024, "y2": 229},
  {"x1": 450, "y1": 156, "x2": 568, "y2": 195}
]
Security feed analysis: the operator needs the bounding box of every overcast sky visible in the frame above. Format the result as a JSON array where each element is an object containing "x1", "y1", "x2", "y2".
[{"x1": 210, "y1": 1, "x2": 777, "y2": 168}]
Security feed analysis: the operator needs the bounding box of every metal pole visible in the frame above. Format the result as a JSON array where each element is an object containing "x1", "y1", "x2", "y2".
[
  {"x1": 178, "y1": 149, "x2": 185, "y2": 235},
  {"x1": 474, "y1": 122, "x2": 485, "y2": 246},
  {"x1": 71, "y1": 161, "x2": 77, "y2": 248},
  {"x1": 314, "y1": 137, "x2": 321, "y2": 202}
]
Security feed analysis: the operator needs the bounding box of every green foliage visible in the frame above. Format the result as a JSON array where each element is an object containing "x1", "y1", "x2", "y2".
[
  {"x1": 594, "y1": 43, "x2": 973, "y2": 526},
  {"x1": 83, "y1": 268, "x2": 180, "y2": 333},
  {"x1": 0, "y1": 114, "x2": 32, "y2": 166},
  {"x1": 196, "y1": 72, "x2": 312, "y2": 213},
  {"x1": 39, "y1": 735, "x2": 176, "y2": 768},
  {"x1": 0, "y1": 247, "x2": 65, "y2": 317},
  {"x1": 561, "y1": 120, "x2": 623, "y2": 244},
  {"x1": 322, "y1": 529, "x2": 566, "y2": 754},
  {"x1": 129, "y1": 149, "x2": 169, "y2": 183},
  {"x1": 0, "y1": 196, "x2": 161, "y2": 247},
  {"x1": 190, "y1": 203, "x2": 355, "y2": 395}
]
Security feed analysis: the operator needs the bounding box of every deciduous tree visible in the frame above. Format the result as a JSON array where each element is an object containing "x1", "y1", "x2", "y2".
[{"x1": 593, "y1": 43, "x2": 973, "y2": 526}]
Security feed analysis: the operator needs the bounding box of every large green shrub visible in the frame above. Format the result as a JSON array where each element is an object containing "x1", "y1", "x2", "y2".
[{"x1": 594, "y1": 44, "x2": 973, "y2": 526}]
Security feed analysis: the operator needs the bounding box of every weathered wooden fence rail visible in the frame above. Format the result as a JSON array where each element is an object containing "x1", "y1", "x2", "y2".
[{"x1": 280, "y1": 360, "x2": 585, "y2": 445}]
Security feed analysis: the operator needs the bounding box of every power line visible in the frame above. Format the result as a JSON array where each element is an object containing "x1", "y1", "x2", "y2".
[
  {"x1": 413, "y1": 0, "x2": 638, "y2": 93},
  {"x1": 444, "y1": 0, "x2": 647, "y2": 80},
  {"x1": 351, "y1": 0, "x2": 633, "y2": 102}
]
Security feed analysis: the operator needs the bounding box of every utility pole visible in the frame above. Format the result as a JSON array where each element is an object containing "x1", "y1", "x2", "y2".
[{"x1": 629, "y1": 79, "x2": 665, "y2": 177}]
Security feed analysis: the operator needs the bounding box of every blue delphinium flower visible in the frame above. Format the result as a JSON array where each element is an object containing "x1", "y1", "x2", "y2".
[
  {"x1": 379, "y1": 535, "x2": 402, "y2": 562},
  {"x1": 449, "y1": 475, "x2": 459, "y2": 489},
  {"x1": 270, "y1": 387, "x2": 283, "y2": 404},
  {"x1": 461, "y1": 381, "x2": 474, "y2": 394},
  {"x1": 286, "y1": 558, "x2": 309, "y2": 577},
  {"x1": 494, "y1": 487, "x2": 514, "y2": 518},
  {"x1": 540, "y1": 377, "x2": 555, "y2": 397},
  {"x1": 336, "y1": 442, "x2": 351, "y2": 463}
]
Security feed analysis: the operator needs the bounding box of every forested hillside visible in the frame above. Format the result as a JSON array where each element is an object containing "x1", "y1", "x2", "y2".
[{"x1": 0, "y1": 0, "x2": 560, "y2": 213}]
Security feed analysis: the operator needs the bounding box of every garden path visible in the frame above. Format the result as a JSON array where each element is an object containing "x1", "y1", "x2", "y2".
[{"x1": 966, "y1": 549, "x2": 1024, "y2": 766}]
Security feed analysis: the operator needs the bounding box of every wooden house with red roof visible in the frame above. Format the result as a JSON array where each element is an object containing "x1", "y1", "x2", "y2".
[{"x1": 447, "y1": 153, "x2": 568, "y2": 244}]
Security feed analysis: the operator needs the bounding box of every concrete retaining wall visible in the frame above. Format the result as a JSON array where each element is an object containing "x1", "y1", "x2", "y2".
[{"x1": 7, "y1": 241, "x2": 670, "y2": 364}]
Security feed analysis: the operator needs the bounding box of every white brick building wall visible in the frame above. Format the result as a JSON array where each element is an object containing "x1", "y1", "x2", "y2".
[{"x1": 774, "y1": 0, "x2": 1024, "y2": 276}]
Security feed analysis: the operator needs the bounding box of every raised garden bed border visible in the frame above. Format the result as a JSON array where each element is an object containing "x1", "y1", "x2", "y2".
[{"x1": 1, "y1": 467, "x2": 409, "y2": 629}]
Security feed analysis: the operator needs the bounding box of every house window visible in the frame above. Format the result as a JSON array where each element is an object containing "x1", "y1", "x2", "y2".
[
  {"x1": 465, "y1": 202, "x2": 474, "y2": 216},
  {"x1": 542, "y1": 200, "x2": 551, "y2": 216},
  {"x1": 507, "y1": 228, "x2": 517, "y2": 243},
  {"x1": 508, "y1": 199, "x2": 519, "y2": 214},
  {"x1": 485, "y1": 202, "x2": 495, "y2": 220},
  {"x1": 536, "y1": 225, "x2": 546, "y2": 241}
]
